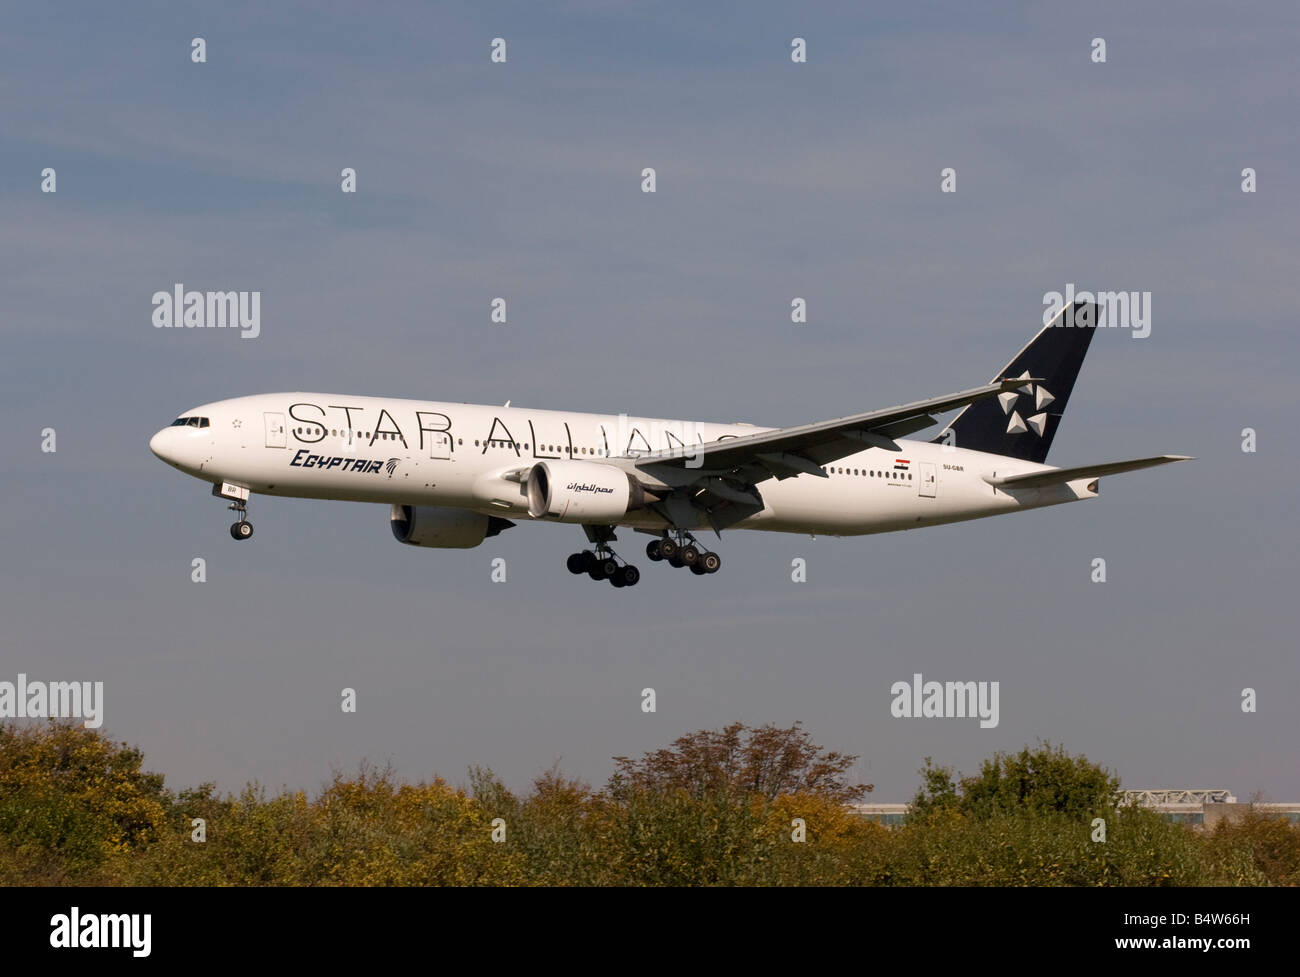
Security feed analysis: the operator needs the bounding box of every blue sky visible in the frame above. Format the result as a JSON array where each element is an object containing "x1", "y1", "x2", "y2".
[{"x1": 2, "y1": 1, "x2": 1297, "y2": 802}]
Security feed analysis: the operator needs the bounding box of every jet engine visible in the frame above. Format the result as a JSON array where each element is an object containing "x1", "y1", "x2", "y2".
[
  {"x1": 390, "y1": 504, "x2": 514, "y2": 548},
  {"x1": 526, "y1": 460, "x2": 650, "y2": 523}
]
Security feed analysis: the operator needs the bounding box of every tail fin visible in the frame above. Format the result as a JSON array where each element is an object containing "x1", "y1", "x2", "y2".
[{"x1": 935, "y1": 301, "x2": 1098, "y2": 463}]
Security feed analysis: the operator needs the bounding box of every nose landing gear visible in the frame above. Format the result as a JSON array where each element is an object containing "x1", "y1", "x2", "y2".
[
  {"x1": 228, "y1": 500, "x2": 253, "y2": 540},
  {"x1": 214, "y1": 482, "x2": 254, "y2": 540}
]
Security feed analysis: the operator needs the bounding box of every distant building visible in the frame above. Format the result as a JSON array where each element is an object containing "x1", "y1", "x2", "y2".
[
  {"x1": 849, "y1": 790, "x2": 1300, "y2": 828},
  {"x1": 1120, "y1": 789, "x2": 1236, "y2": 826},
  {"x1": 1121, "y1": 789, "x2": 1300, "y2": 829},
  {"x1": 849, "y1": 803, "x2": 908, "y2": 827}
]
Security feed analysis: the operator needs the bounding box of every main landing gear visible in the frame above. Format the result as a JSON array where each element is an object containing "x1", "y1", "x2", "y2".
[
  {"x1": 566, "y1": 524, "x2": 639, "y2": 587},
  {"x1": 646, "y1": 531, "x2": 721, "y2": 575},
  {"x1": 566, "y1": 549, "x2": 640, "y2": 587},
  {"x1": 228, "y1": 499, "x2": 254, "y2": 540},
  {"x1": 565, "y1": 526, "x2": 721, "y2": 585}
]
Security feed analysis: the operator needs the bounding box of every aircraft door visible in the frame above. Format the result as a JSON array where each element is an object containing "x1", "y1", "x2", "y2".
[
  {"x1": 264, "y1": 412, "x2": 287, "y2": 448},
  {"x1": 919, "y1": 462, "x2": 937, "y2": 498},
  {"x1": 429, "y1": 431, "x2": 451, "y2": 460}
]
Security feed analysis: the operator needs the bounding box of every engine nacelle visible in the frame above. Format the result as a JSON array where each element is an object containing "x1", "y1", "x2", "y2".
[
  {"x1": 526, "y1": 460, "x2": 648, "y2": 523},
  {"x1": 390, "y1": 504, "x2": 514, "y2": 548}
]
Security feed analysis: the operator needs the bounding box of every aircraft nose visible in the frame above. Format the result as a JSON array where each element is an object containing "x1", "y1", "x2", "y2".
[{"x1": 149, "y1": 427, "x2": 176, "y2": 463}]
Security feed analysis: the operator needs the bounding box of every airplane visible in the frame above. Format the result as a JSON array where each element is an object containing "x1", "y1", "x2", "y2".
[{"x1": 149, "y1": 301, "x2": 1190, "y2": 587}]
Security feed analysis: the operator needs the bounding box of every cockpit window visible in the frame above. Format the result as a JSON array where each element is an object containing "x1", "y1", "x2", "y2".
[{"x1": 171, "y1": 417, "x2": 210, "y2": 428}]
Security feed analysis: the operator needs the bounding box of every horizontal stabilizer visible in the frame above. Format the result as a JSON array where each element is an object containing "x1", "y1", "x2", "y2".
[{"x1": 983, "y1": 454, "x2": 1193, "y2": 489}]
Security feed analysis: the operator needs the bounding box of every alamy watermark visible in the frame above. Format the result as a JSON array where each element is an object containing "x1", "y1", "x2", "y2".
[
  {"x1": 890, "y1": 672, "x2": 999, "y2": 728},
  {"x1": 50, "y1": 908, "x2": 150, "y2": 957},
  {"x1": 152, "y1": 283, "x2": 260, "y2": 338},
  {"x1": 1044, "y1": 283, "x2": 1151, "y2": 338},
  {"x1": 0, "y1": 673, "x2": 104, "y2": 728}
]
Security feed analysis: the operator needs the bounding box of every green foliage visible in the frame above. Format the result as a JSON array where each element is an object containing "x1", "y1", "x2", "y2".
[
  {"x1": 909, "y1": 757, "x2": 961, "y2": 817},
  {"x1": 0, "y1": 721, "x2": 170, "y2": 882},
  {"x1": 1209, "y1": 809, "x2": 1300, "y2": 885},
  {"x1": 0, "y1": 721, "x2": 1292, "y2": 886},
  {"x1": 910, "y1": 741, "x2": 1120, "y2": 822},
  {"x1": 846, "y1": 805, "x2": 1250, "y2": 886}
]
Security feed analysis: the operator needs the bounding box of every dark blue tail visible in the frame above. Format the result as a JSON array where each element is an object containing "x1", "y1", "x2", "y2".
[{"x1": 935, "y1": 301, "x2": 1098, "y2": 464}]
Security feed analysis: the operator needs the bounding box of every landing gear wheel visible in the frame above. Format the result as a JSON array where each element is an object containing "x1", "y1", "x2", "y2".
[
  {"x1": 690, "y1": 562, "x2": 708, "y2": 575},
  {"x1": 659, "y1": 538, "x2": 678, "y2": 560},
  {"x1": 700, "y1": 551, "x2": 721, "y2": 574},
  {"x1": 230, "y1": 521, "x2": 253, "y2": 540},
  {"x1": 574, "y1": 528, "x2": 638, "y2": 586},
  {"x1": 646, "y1": 540, "x2": 664, "y2": 562},
  {"x1": 679, "y1": 544, "x2": 700, "y2": 567}
]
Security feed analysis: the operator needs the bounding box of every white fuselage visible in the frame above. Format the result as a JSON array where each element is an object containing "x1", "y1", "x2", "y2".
[{"x1": 148, "y1": 392, "x2": 1097, "y2": 536}]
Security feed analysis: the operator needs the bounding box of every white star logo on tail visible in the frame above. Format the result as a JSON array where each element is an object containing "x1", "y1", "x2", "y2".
[{"x1": 999, "y1": 371, "x2": 1054, "y2": 437}]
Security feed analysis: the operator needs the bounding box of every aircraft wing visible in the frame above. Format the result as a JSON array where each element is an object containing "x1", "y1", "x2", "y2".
[
  {"x1": 632, "y1": 378, "x2": 1038, "y2": 488},
  {"x1": 981, "y1": 455, "x2": 1193, "y2": 489}
]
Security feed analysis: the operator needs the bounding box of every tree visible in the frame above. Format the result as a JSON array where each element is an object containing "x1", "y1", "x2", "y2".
[
  {"x1": 909, "y1": 757, "x2": 961, "y2": 817},
  {"x1": 608, "y1": 721, "x2": 871, "y2": 803},
  {"x1": 910, "y1": 741, "x2": 1119, "y2": 821},
  {"x1": 0, "y1": 721, "x2": 171, "y2": 878}
]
